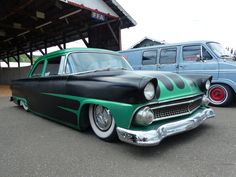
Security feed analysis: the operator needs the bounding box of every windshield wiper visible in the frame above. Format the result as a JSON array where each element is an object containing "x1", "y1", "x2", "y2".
[
  {"x1": 220, "y1": 55, "x2": 230, "y2": 57},
  {"x1": 93, "y1": 67, "x2": 128, "y2": 72},
  {"x1": 112, "y1": 67, "x2": 128, "y2": 70},
  {"x1": 72, "y1": 67, "x2": 128, "y2": 75}
]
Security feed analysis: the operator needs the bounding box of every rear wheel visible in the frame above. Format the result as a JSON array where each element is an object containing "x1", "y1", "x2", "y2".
[
  {"x1": 89, "y1": 104, "x2": 117, "y2": 141},
  {"x1": 20, "y1": 100, "x2": 29, "y2": 111},
  {"x1": 208, "y1": 84, "x2": 233, "y2": 106}
]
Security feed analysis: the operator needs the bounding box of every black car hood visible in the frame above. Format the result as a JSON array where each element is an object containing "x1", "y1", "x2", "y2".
[{"x1": 66, "y1": 70, "x2": 157, "y2": 104}]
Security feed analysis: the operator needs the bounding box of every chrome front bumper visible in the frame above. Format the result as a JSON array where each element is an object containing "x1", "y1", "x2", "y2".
[{"x1": 116, "y1": 108, "x2": 215, "y2": 146}]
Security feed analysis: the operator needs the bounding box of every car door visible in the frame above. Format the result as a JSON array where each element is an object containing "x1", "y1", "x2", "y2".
[
  {"x1": 156, "y1": 47, "x2": 179, "y2": 72},
  {"x1": 178, "y1": 45, "x2": 219, "y2": 79},
  {"x1": 27, "y1": 59, "x2": 45, "y2": 111},
  {"x1": 35, "y1": 56, "x2": 78, "y2": 125}
]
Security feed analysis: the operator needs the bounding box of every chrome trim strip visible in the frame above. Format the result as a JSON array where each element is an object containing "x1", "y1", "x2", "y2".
[
  {"x1": 151, "y1": 96, "x2": 202, "y2": 110},
  {"x1": 155, "y1": 93, "x2": 203, "y2": 104},
  {"x1": 152, "y1": 96, "x2": 202, "y2": 121},
  {"x1": 128, "y1": 93, "x2": 203, "y2": 127},
  {"x1": 117, "y1": 108, "x2": 215, "y2": 146},
  {"x1": 153, "y1": 105, "x2": 201, "y2": 122}
]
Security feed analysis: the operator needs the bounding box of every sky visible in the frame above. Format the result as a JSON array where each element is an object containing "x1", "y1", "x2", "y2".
[{"x1": 117, "y1": 0, "x2": 236, "y2": 50}]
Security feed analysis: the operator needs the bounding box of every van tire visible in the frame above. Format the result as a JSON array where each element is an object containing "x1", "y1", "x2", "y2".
[{"x1": 208, "y1": 84, "x2": 233, "y2": 106}]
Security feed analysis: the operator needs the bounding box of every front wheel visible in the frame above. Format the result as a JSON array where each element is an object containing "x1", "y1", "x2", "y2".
[
  {"x1": 89, "y1": 104, "x2": 117, "y2": 141},
  {"x1": 208, "y1": 84, "x2": 233, "y2": 106}
]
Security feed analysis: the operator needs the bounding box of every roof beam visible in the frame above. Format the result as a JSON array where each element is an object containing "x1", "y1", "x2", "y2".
[
  {"x1": 1, "y1": 58, "x2": 9, "y2": 66},
  {"x1": 107, "y1": 23, "x2": 119, "y2": 45},
  {"x1": 0, "y1": 0, "x2": 33, "y2": 21},
  {"x1": 39, "y1": 49, "x2": 45, "y2": 55}
]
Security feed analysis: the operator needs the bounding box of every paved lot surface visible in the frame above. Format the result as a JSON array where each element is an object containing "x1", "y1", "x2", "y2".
[{"x1": 0, "y1": 97, "x2": 235, "y2": 177}]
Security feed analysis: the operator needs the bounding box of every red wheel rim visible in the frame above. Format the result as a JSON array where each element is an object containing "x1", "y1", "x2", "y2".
[{"x1": 209, "y1": 87, "x2": 226, "y2": 102}]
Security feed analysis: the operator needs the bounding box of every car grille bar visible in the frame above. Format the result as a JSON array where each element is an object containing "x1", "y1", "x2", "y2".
[{"x1": 150, "y1": 96, "x2": 203, "y2": 121}]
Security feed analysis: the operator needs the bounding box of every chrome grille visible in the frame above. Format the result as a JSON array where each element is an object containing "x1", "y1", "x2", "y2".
[{"x1": 150, "y1": 95, "x2": 202, "y2": 121}]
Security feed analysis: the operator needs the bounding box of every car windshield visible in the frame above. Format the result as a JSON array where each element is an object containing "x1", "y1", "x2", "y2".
[
  {"x1": 207, "y1": 42, "x2": 234, "y2": 59},
  {"x1": 66, "y1": 52, "x2": 133, "y2": 74}
]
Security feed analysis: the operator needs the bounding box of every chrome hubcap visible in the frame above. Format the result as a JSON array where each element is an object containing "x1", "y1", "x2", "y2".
[{"x1": 93, "y1": 105, "x2": 112, "y2": 131}]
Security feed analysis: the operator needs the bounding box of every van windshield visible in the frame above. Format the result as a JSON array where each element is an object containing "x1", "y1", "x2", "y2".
[{"x1": 207, "y1": 42, "x2": 233, "y2": 59}]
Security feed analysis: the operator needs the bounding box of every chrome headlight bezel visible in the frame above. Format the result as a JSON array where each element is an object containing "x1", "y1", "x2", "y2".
[
  {"x1": 205, "y1": 80, "x2": 211, "y2": 90},
  {"x1": 202, "y1": 95, "x2": 210, "y2": 107},
  {"x1": 144, "y1": 82, "x2": 155, "y2": 101},
  {"x1": 134, "y1": 107, "x2": 154, "y2": 126}
]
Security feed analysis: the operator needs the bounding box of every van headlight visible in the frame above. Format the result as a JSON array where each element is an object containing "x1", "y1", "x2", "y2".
[
  {"x1": 205, "y1": 80, "x2": 211, "y2": 90},
  {"x1": 144, "y1": 82, "x2": 155, "y2": 100}
]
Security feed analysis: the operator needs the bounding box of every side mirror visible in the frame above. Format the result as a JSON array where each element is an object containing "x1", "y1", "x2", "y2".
[{"x1": 196, "y1": 54, "x2": 205, "y2": 62}]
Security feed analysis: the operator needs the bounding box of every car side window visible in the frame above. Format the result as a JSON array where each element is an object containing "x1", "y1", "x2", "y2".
[
  {"x1": 183, "y1": 45, "x2": 212, "y2": 61},
  {"x1": 142, "y1": 50, "x2": 157, "y2": 65},
  {"x1": 159, "y1": 48, "x2": 177, "y2": 64},
  {"x1": 45, "y1": 56, "x2": 62, "y2": 76},
  {"x1": 31, "y1": 61, "x2": 44, "y2": 77},
  {"x1": 65, "y1": 54, "x2": 75, "y2": 74}
]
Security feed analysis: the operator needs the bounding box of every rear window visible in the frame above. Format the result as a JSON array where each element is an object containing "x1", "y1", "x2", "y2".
[
  {"x1": 45, "y1": 56, "x2": 62, "y2": 76},
  {"x1": 31, "y1": 61, "x2": 44, "y2": 77}
]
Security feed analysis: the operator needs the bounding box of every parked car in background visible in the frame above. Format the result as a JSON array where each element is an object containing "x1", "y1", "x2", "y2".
[
  {"x1": 10, "y1": 48, "x2": 215, "y2": 146},
  {"x1": 120, "y1": 41, "x2": 236, "y2": 106}
]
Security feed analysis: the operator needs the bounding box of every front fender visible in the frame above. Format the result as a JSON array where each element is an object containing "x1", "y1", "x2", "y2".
[{"x1": 79, "y1": 98, "x2": 138, "y2": 129}]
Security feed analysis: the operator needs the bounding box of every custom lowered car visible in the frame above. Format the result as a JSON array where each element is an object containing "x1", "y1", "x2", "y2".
[{"x1": 10, "y1": 48, "x2": 215, "y2": 146}]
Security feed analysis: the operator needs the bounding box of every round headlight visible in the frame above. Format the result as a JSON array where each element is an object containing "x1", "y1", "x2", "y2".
[
  {"x1": 205, "y1": 80, "x2": 211, "y2": 90},
  {"x1": 202, "y1": 95, "x2": 210, "y2": 106},
  {"x1": 134, "y1": 107, "x2": 154, "y2": 126},
  {"x1": 144, "y1": 82, "x2": 155, "y2": 100}
]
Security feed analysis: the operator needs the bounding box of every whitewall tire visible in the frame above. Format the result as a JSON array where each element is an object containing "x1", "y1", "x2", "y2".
[
  {"x1": 89, "y1": 104, "x2": 117, "y2": 141},
  {"x1": 20, "y1": 100, "x2": 29, "y2": 111}
]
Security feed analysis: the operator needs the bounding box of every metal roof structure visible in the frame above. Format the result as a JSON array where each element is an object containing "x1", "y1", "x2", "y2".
[{"x1": 0, "y1": 0, "x2": 136, "y2": 67}]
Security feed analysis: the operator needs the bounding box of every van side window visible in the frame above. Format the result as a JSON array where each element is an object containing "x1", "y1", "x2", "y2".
[
  {"x1": 142, "y1": 50, "x2": 157, "y2": 65},
  {"x1": 31, "y1": 61, "x2": 44, "y2": 77},
  {"x1": 202, "y1": 47, "x2": 212, "y2": 60},
  {"x1": 45, "y1": 56, "x2": 62, "y2": 76},
  {"x1": 159, "y1": 48, "x2": 177, "y2": 64},
  {"x1": 183, "y1": 46, "x2": 200, "y2": 61},
  {"x1": 183, "y1": 45, "x2": 212, "y2": 61}
]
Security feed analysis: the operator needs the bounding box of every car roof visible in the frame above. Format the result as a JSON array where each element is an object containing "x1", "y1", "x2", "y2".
[{"x1": 35, "y1": 48, "x2": 119, "y2": 62}]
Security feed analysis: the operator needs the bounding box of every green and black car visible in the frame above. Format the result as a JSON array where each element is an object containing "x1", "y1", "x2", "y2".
[{"x1": 10, "y1": 48, "x2": 215, "y2": 146}]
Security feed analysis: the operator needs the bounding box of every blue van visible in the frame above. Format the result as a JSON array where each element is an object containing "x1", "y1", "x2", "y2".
[{"x1": 120, "y1": 41, "x2": 236, "y2": 106}]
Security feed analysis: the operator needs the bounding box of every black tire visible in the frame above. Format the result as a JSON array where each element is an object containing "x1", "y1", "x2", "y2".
[
  {"x1": 208, "y1": 84, "x2": 234, "y2": 106},
  {"x1": 89, "y1": 104, "x2": 117, "y2": 141}
]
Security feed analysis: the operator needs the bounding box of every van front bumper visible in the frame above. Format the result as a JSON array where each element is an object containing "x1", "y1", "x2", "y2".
[{"x1": 116, "y1": 108, "x2": 215, "y2": 146}]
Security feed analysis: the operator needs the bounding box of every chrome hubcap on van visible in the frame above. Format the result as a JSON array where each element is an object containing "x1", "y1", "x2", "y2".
[{"x1": 209, "y1": 85, "x2": 227, "y2": 104}]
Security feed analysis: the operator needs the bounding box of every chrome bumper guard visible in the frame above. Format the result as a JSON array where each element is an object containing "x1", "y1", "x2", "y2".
[{"x1": 116, "y1": 108, "x2": 215, "y2": 146}]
